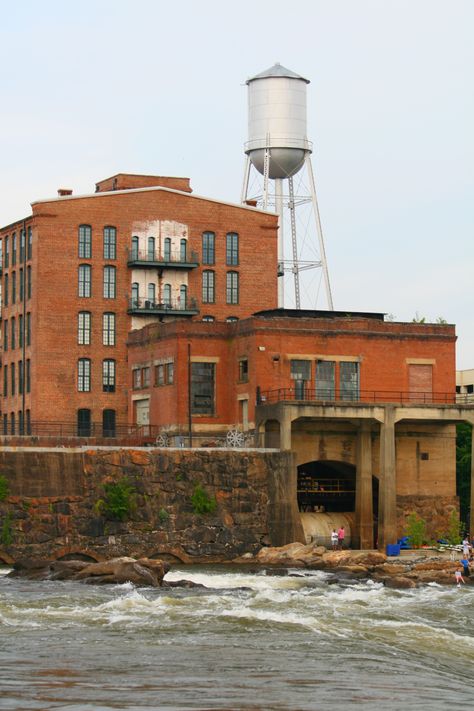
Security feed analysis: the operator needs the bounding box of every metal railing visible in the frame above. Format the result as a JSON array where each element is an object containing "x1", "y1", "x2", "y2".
[
  {"x1": 127, "y1": 248, "x2": 199, "y2": 266},
  {"x1": 257, "y1": 388, "x2": 471, "y2": 406},
  {"x1": 0, "y1": 421, "x2": 161, "y2": 439},
  {"x1": 128, "y1": 296, "x2": 198, "y2": 313}
]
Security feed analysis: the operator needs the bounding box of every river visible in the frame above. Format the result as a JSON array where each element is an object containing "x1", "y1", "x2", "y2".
[{"x1": 0, "y1": 564, "x2": 473, "y2": 710}]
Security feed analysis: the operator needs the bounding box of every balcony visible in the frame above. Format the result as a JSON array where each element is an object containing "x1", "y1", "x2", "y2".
[
  {"x1": 128, "y1": 296, "x2": 199, "y2": 317},
  {"x1": 257, "y1": 387, "x2": 470, "y2": 406},
  {"x1": 127, "y1": 248, "x2": 199, "y2": 270}
]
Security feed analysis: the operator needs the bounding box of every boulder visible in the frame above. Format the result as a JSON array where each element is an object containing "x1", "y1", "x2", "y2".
[
  {"x1": 255, "y1": 542, "x2": 326, "y2": 567},
  {"x1": 74, "y1": 557, "x2": 169, "y2": 586},
  {"x1": 384, "y1": 576, "x2": 416, "y2": 589}
]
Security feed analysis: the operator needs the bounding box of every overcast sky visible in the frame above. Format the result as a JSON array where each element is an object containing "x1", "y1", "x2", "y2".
[{"x1": 1, "y1": 0, "x2": 472, "y2": 369}]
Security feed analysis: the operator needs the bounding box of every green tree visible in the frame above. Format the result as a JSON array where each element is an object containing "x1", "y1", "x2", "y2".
[
  {"x1": 444, "y1": 509, "x2": 463, "y2": 545},
  {"x1": 96, "y1": 478, "x2": 137, "y2": 521},
  {"x1": 404, "y1": 512, "x2": 427, "y2": 548},
  {"x1": 456, "y1": 422, "x2": 471, "y2": 524}
]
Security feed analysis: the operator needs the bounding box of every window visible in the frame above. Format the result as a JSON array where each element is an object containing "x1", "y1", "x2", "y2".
[
  {"x1": 12, "y1": 232, "x2": 16, "y2": 265},
  {"x1": 18, "y1": 360, "x2": 23, "y2": 395},
  {"x1": 19, "y1": 315, "x2": 23, "y2": 348},
  {"x1": 191, "y1": 362, "x2": 215, "y2": 415},
  {"x1": 26, "y1": 409, "x2": 31, "y2": 435},
  {"x1": 4, "y1": 236, "x2": 9, "y2": 267},
  {"x1": 163, "y1": 283, "x2": 171, "y2": 306},
  {"x1": 202, "y1": 270, "x2": 215, "y2": 303},
  {"x1": 3, "y1": 274, "x2": 7, "y2": 306},
  {"x1": 131, "y1": 282, "x2": 139, "y2": 308},
  {"x1": 226, "y1": 271, "x2": 239, "y2": 304},
  {"x1": 79, "y1": 265, "x2": 91, "y2": 297},
  {"x1": 3, "y1": 320, "x2": 8, "y2": 352},
  {"x1": 226, "y1": 316, "x2": 238, "y2": 322},
  {"x1": 202, "y1": 315, "x2": 215, "y2": 322},
  {"x1": 163, "y1": 238, "x2": 171, "y2": 261},
  {"x1": 78, "y1": 358, "x2": 91, "y2": 392},
  {"x1": 202, "y1": 231, "x2": 215, "y2": 265},
  {"x1": 27, "y1": 227, "x2": 32, "y2": 260},
  {"x1": 103, "y1": 266, "x2": 116, "y2": 298},
  {"x1": 316, "y1": 360, "x2": 335, "y2": 400},
  {"x1": 103, "y1": 312, "x2": 115, "y2": 346},
  {"x1": 11, "y1": 318, "x2": 15, "y2": 350},
  {"x1": 19, "y1": 268, "x2": 24, "y2": 300},
  {"x1": 27, "y1": 265, "x2": 31, "y2": 299},
  {"x1": 238, "y1": 358, "x2": 249, "y2": 382},
  {"x1": 180, "y1": 238, "x2": 187, "y2": 262},
  {"x1": 147, "y1": 237, "x2": 155, "y2": 261},
  {"x1": 155, "y1": 364, "x2": 165, "y2": 386},
  {"x1": 131, "y1": 236, "x2": 139, "y2": 260},
  {"x1": 102, "y1": 409, "x2": 116, "y2": 438},
  {"x1": 20, "y1": 229, "x2": 25, "y2": 262},
  {"x1": 11, "y1": 271, "x2": 16, "y2": 303},
  {"x1": 147, "y1": 283, "x2": 156, "y2": 305},
  {"x1": 79, "y1": 225, "x2": 92, "y2": 258},
  {"x1": 142, "y1": 367, "x2": 150, "y2": 388},
  {"x1": 291, "y1": 359, "x2": 311, "y2": 399},
  {"x1": 179, "y1": 284, "x2": 187, "y2": 309},
  {"x1": 226, "y1": 232, "x2": 239, "y2": 265},
  {"x1": 340, "y1": 362, "x2": 359, "y2": 401},
  {"x1": 167, "y1": 362, "x2": 174, "y2": 384},
  {"x1": 78, "y1": 311, "x2": 91, "y2": 345},
  {"x1": 26, "y1": 313, "x2": 31, "y2": 346},
  {"x1": 18, "y1": 410, "x2": 24, "y2": 435},
  {"x1": 3, "y1": 365, "x2": 7, "y2": 397},
  {"x1": 11, "y1": 362, "x2": 15, "y2": 396},
  {"x1": 132, "y1": 369, "x2": 141, "y2": 389},
  {"x1": 103, "y1": 226, "x2": 116, "y2": 260},
  {"x1": 3, "y1": 414, "x2": 7, "y2": 435},
  {"x1": 10, "y1": 412, "x2": 15, "y2": 436},
  {"x1": 77, "y1": 408, "x2": 91, "y2": 437},
  {"x1": 26, "y1": 359, "x2": 30, "y2": 393},
  {"x1": 102, "y1": 359, "x2": 116, "y2": 392}
]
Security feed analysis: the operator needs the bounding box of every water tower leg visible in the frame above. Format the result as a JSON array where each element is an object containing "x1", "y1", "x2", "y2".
[
  {"x1": 288, "y1": 176, "x2": 301, "y2": 309},
  {"x1": 305, "y1": 153, "x2": 334, "y2": 310},
  {"x1": 275, "y1": 178, "x2": 284, "y2": 308},
  {"x1": 241, "y1": 155, "x2": 251, "y2": 204}
]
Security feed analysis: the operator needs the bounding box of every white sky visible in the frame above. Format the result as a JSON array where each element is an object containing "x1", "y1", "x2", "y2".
[{"x1": 1, "y1": 0, "x2": 472, "y2": 369}]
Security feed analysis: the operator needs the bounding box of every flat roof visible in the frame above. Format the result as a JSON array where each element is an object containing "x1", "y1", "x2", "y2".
[{"x1": 253, "y1": 308, "x2": 386, "y2": 321}]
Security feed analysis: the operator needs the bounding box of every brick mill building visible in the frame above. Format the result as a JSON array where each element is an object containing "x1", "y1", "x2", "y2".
[{"x1": 1, "y1": 172, "x2": 474, "y2": 549}]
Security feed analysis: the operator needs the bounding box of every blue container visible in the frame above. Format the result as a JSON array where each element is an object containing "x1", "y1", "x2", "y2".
[{"x1": 386, "y1": 544, "x2": 401, "y2": 556}]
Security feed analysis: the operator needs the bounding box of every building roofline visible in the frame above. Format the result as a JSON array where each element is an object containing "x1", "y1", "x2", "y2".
[
  {"x1": 95, "y1": 172, "x2": 191, "y2": 183},
  {"x1": 30, "y1": 185, "x2": 277, "y2": 217},
  {"x1": 0, "y1": 214, "x2": 33, "y2": 232}
]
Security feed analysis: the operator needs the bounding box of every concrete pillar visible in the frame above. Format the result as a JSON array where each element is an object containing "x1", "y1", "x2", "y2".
[
  {"x1": 279, "y1": 411, "x2": 293, "y2": 451},
  {"x1": 378, "y1": 406, "x2": 397, "y2": 550},
  {"x1": 470, "y1": 424, "x2": 474, "y2": 536},
  {"x1": 355, "y1": 420, "x2": 374, "y2": 549}
]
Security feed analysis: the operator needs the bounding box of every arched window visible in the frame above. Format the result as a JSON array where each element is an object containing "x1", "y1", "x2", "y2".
[
  {"x1": 12, "y1": 232, "x2": 17, "y2": 265},
  {"x1": 131, "y1": 236, "x2": 139, "y2": 260},
  {"x1": 103, "y1": 409, "x2": 116, "y2": 438},
  {"x1": 226, "y1": 232, "x2": 239, "y2": 266},
  {"x1": 131, "y1": 282, "x2": 139, "y2": 308},
  {"x1": 147, "y1": 283, "x2": 156, "y2": 305},
  {"x1": 163, "y1": 238, "x2": 171, "y2": 261},
  {"x1": 4, "y1": 236, "x2": 9, "y2": 268},
  {"x1": 103, "y1": 312, "x2": 116, "y2": 346},
  {"x1": 77, "y1": 408, "x2": 91, "y2": 437},
  {"x1": 102, "y1": 359, "x2": 116, "y2": 393},
  {"x1": 78, "y1": 311, "x2": 91, "y2": 345},
  {"x1": 180, "y1": 238, "x2": 187, "y2": 262},
  {"x1": 179, "y1": 284, "x2": 187, "y2": 309},
  {"x1": 79, "y1": 225, "x2": 92, "y2": 259},
  {"x1": 147, "y1": 237, "x2": 155, "y2": 261},
  {"x1": 78, "y1": 265, "x2": 91, "y2": 297},
  {"x1": 163, "y1": 283, "x2": 171, "y2": 306},
  {"x1": 103, "y1": 226, "x2": 116, "y2": 260},
  {"x1": 202, "y1": 270, "x2": 215, "y2": 304},
  {"x1": 103, "y1": 266, "x2": 116, "y2": 299},
  {"x1": 3, "y1": 274, "x2": 7, "y2": 306},
  {"x1": 226, "y1": 271, "x2": 239, "y2": 305},
  {"x1": 78, "y1": 358, "x2": 91, "y2": 392},
  {"x1": 202, "y1": 231, "x2": 215, "y2": 265}
]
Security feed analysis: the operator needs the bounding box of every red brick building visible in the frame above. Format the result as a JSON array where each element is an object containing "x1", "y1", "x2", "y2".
[{"x1": 0, "y1": 174, "x2": 278, "y2": 435}]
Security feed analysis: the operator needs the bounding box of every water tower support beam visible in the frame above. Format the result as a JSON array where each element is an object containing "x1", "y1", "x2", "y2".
[
  {"x1": 241, "y1": 155, "x2": 251, "y2": 204},
  {"x1": 275, "y1": 178, "x2": 284, "y2": 307},
  {"x1": 305, "y1": 154, "x2": 334, "y2": 310},
  {"x1": 288, "y1": 176, "x2": 301, "y2": 309}
]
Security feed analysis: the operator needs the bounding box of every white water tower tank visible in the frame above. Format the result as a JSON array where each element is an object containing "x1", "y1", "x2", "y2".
[{"x1": 245, "y1": 63, "x2": 312, "y2": 179}]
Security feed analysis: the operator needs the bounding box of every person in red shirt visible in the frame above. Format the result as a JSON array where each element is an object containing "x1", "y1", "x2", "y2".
[{"x1": 337, "y1": 526, "x2": 345, "y2": 550}]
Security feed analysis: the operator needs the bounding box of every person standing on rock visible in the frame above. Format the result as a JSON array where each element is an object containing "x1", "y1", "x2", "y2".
[
  {"x1": 460, "y1": 557, "x2": 470, "y2": 577},
  {"x1": 337, "y1": 526, "x2": 345, "y2": 550},
  {"x1": 462, "y1": 537, "x2": 471, "y2": 558},
  {"x1": 455, "y1": 568, "x2": 465, "y2": 587},
  {"x1": 331, "y1": 529, "x2": 338, "y2": 550}
]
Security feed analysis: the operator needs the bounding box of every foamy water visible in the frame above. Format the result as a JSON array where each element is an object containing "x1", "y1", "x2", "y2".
[{"x1": 0, "y1": 564, "x2": 473, "y2": 709}]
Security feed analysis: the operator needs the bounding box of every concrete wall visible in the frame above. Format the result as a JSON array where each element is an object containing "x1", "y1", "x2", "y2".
[{"x1": 0, "y1": 447, "x2": 304, "y2": 564}]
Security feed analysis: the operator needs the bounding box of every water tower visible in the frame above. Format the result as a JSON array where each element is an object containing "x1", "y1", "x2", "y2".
[{"x1": 241, "y1": 63, "x2": 333, "y2": 309}]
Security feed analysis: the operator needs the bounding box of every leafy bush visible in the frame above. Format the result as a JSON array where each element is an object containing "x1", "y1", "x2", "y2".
[
  {"x1": 96, "y1": 478, "x2": 137, "y2": 521},
  {"x1": 444, "y1": 509, "x2": 463, "y2": 545},
  {"x1": 1, "y1": 512, "x2": 13, "y2": 546},
  {"x1": 0, "y1": 475, "x2": 10, "y2": 502},
  {"x1": 404, "y1": 512, "x2": 427, "y2": 548},
  {"x1": 191, "y1": 484, "x2": 217, "y2": 515},
  {"x1": 158, "y1": 508, "x2": 170, "y2": 524}
]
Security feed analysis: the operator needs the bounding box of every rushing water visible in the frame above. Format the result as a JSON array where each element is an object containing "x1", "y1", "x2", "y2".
[{"x1": 0, "y1": 564, "x2": 473, "y2": 710}]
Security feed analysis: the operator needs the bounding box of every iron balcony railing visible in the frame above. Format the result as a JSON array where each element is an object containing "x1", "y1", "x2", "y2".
[
  {"x1": 128, "y1": 296, "x2": 199, "y2": 315},
  {"x1": 0, "y1": 421, "x2": 161, "y2": 439},
  {"x1": 257, "y1": 388, "x2": 471, "y2": 406},
  {"x1": 127, "y1": 248, "x2": 199, "y2": 267}
]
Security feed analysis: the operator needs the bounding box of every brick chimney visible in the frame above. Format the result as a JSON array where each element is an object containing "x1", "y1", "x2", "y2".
[{"x1": 57, "y1": 188, "x2": 73, "y2": 197}]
